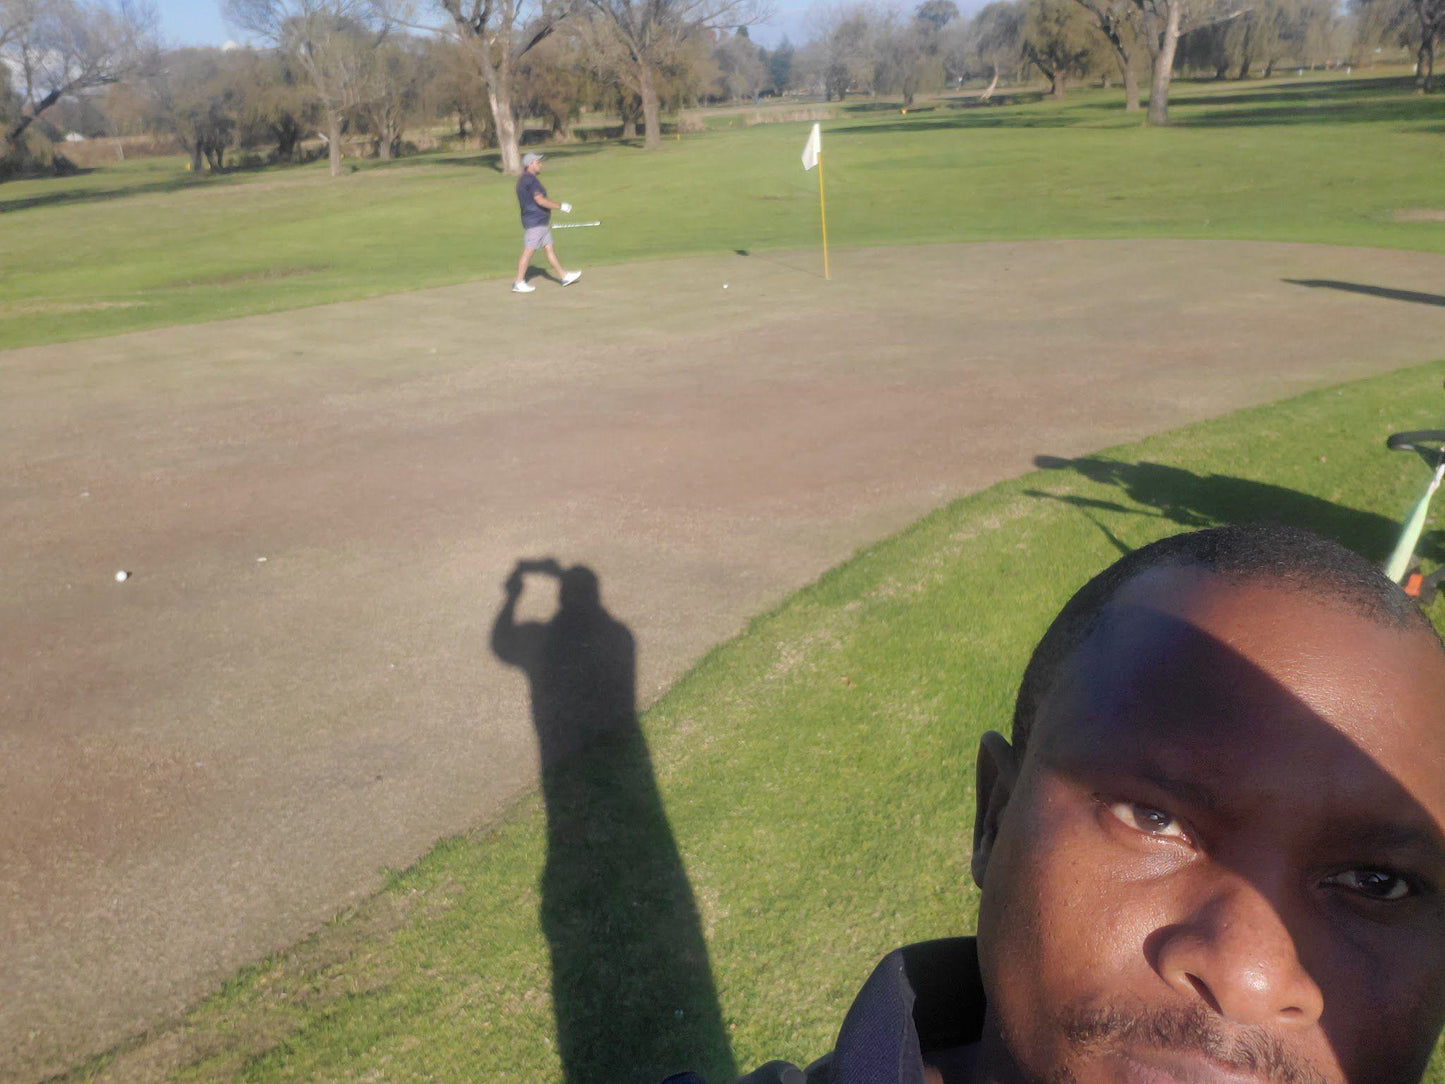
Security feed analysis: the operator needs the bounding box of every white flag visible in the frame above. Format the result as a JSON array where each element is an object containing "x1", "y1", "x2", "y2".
[{"x1": 801, "y1": 123, "x2": 821, "y2": 171}]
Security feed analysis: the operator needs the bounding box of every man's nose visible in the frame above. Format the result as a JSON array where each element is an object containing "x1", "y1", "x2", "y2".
[{"x1": 1151, "y1": 875, "x2": 1325, "y2": 1028}]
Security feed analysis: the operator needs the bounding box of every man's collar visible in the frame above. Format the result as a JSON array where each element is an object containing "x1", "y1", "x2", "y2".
[{"x1": 825, "y1": 938, "x2": 986, "y2": 1084}]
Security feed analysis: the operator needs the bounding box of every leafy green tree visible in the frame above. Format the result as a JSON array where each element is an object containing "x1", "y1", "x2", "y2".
[
  {"x1": 765, "y1": 36, "x2": 795, "y2": 91},
  {"x1": 917, "y1": 0, "x2": 959, "y2": 29},
  {"x1": 1354, "y1": 0, "x2": 1442, "y2": 88},
  {"x1": 245, "y1": 48, "x2": 315, "y2": 160},
  {"x1": 1021, "y1": 0, "x2": 1101, "y2": 95}
]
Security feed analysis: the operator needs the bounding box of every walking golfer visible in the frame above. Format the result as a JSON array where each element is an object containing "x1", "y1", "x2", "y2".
[{"x1": 513, "y1": 152, "x2": 581, "y2": 293}]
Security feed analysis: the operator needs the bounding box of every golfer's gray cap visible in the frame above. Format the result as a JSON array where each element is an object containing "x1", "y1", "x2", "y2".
[{"x1": 522, "y1": 152, "x2": 543, "y2": 167}]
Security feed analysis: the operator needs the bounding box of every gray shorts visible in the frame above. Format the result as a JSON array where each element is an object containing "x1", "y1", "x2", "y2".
[{"x1": 523, "y1": 224, "x2": 553, "y2": 250}]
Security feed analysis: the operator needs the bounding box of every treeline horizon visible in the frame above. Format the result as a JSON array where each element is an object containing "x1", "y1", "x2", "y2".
[{"x1": 1, "y1": 0, "x2": 1438, "y2": 180}]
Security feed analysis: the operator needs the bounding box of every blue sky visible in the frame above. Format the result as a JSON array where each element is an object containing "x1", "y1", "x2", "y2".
[
  {"x1": 155, "y1": 0, "x2": 235, "y2": 46},
  {"x1": 157, "y1": 0, "x2": 824, "y2": 49}
]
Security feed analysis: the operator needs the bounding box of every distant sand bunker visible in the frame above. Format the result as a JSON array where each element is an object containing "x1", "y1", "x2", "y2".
[
  {"x1": 3, "y1": 299, "x2": 148, "y2": 316},
  {"x1": 1394, "y1": 208, "x2": 1445, "y2": 223}
]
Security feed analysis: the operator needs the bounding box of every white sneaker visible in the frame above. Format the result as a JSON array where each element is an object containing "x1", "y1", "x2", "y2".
[
  {"x1": 511, "y1": 280, "x2": 535, "y2": 293},
  {"x1": 561, "y1": 270, "x2": 582, "y2": 287}
]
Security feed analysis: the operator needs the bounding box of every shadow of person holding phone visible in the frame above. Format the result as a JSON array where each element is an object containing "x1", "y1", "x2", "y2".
[{"x1": 492, "y1": 559, "x2": 736, "y2": 1084}]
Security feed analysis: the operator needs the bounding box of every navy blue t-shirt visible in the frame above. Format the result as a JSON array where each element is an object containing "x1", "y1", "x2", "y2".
[{"x1": 517, "y1": 172, "x2": 549, "y2": 227}]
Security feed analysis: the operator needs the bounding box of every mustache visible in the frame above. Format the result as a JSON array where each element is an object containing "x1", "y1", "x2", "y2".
[{"x1": 1058, "y1": 1004, "x2": 1323, "y2": 1084}]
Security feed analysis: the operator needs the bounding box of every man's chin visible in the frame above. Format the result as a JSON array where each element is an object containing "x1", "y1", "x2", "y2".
[{"x1": 1062, "y1": 1049, "x2": 1280, "y2": 1084}]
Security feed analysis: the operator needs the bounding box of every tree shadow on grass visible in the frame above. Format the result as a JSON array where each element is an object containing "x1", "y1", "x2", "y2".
[
  {"x1": 833, "y1": 75, "x2": 1429, "y2": 135},
  {"x1": 1174, "y1": 96, "x2": 1443, "y2": 127},
  {"x1": 0, "y1": 172, "x2": 202, "y2": 214},
  {"x1": 830, "y1": 110, "x2": 1082, "y2": 135},
  {"x1": 492, "y1": 560, "x2": 735, "y2": 1084},
  {"x1": 435, "y1": 144, "x2": 610, "y2": 173},
  {"x1": 1168, "y1": 75, "x2": 1409, "y2": 109},
  {"x1": 1026, "y1": 455, "x2": 1445, "y2": 568}
]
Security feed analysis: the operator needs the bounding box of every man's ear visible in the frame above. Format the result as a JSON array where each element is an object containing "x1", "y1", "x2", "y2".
[{"x1": 971, "y1": 731, "x2": 1019, "y2": 888}]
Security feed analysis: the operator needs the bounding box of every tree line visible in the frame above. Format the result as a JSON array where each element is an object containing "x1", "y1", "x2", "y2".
[{"x1": 2, "y1": 0, "x2": 1439, "y2": 180}]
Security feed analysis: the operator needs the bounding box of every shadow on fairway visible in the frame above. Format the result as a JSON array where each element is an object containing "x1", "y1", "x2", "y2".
[
  {"x1": 1026, "y1": 455, "x2": 1444, "y2": 568},
  {"x1": 0, "y1": 171, "x2": 201, "y2": 214},
  {"x1": 1284, "y1": 279, "x2": 1445, "y2": 308},
  {"x1": 435, "y1": 144, "x2": 607, "y2": 173},
  {"x1": 491, "y1": 560, "x2": 735, "y2": 1084},
  {"x1": 831, "y1": 110, "x2": 1079, "y2": 135},
  {"x1": 1163, "y1": 75, "x2": 1407, "y2": 109}
]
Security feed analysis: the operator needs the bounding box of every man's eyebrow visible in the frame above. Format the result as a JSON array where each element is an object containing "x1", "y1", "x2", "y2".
[
  {"x1": 1058, "y1": 752, "x2": 1227, "y2": 814},
  {"x1": 1132, "y1": 770, "x2": 1225, "y2": 816},
  {"x1": 1322, "y1": 821, "x2": 1445, "y2": 861}
]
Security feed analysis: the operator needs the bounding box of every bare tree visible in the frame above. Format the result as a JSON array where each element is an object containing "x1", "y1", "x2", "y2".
[
  {"x1": 359, "y1": 34, "x2": 424, "y2": 157},
  {"x1": 1, "y1": 0, "x2": 156, "y2": 154},
  {"x1": 1355, "y1": 0, "x2": 1443, "y2": 89},
  {"x1": 1126, "y1": 0, "x2": 1238, "y2": 123},
  {"x1": 968, "y1": 0, "x2": 1025, "y2": 97},
  {"x1": 715, "y1": 27, "x2": 769, "y2": 99},
  {"x1": 223, "y1": 0, "x2": 385, "y2": 176},
  {"x1": 515, "y1": 27, "x2": 595, "y2": 139},
  {"x1": 1071, "y1": 0, "x2": 1143, "y2": 108},
  {"x1": 423, "y1": 0, "x2": 567, "y2": 173},
  {"x1": 422, "y1": 36, "x2": 493, "y2": 144},
  {"x1": 584, "y1": 0, "x2": 766, "y2": 148},
  {"x1": 143, "y1": 46, "x2": 239, "y2": 172},
  {"x1": 870, "y1": 3, "x2": 957, "y2": 106},
  {"x1": 802, "y1": 4, "x2": 877, "y2": 101},
  {"x1": 1127, "y1": 0, "x2": 1183, "y2": 123}
]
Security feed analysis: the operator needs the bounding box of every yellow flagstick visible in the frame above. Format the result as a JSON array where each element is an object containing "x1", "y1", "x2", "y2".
[{"x1": 817, "y1": 148, "x2": 831, "y2": 281}]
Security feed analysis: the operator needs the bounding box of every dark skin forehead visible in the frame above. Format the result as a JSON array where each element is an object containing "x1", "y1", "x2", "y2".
[{"x1": 1029, "y1": 566, "x2": 1445, "y2": 863}]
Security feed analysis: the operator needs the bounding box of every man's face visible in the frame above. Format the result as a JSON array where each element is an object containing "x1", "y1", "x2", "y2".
[
  {"x1": 972, "y1": 567, "x2": 1445, "y2": 1084},
  {"x1": 528, "y1": 159, "x2": 541, "y2": 175}
]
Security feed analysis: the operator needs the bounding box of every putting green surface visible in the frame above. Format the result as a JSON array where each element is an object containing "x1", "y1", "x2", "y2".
[{"x1": 3, "y1": 73, "x2": 1444, "y2": 349}]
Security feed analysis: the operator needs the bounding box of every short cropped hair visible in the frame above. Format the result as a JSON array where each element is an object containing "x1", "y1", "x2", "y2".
[{"x1": 1011, "y1": 524, "x2": 1439, "y2": 752}]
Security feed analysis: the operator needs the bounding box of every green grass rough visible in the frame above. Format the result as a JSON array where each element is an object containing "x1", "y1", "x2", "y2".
[{"x1": 4, "y1": 73, "x2": 1445, "y2": 350}]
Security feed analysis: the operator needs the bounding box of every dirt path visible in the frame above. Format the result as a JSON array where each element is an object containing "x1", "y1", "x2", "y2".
[{"x1": 6, "y1": 240, "x2": 1445, "y2": 1081}]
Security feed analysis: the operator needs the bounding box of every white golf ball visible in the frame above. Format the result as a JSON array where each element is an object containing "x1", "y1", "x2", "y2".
[
  {"x1": 723, "y1": 283, "x2": 729, "y2": 290},
  {"x1": 115, "y1": 570, "x2": 129, "y2": 582}
]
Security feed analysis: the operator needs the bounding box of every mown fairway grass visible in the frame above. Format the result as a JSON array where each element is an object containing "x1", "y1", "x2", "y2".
[
  {"x1": 3, "y1": 72, "x2": 1445, "y2": 349},
  {"x1": 67, "y1": 358, "x2": 1445, "y2": 1083}
]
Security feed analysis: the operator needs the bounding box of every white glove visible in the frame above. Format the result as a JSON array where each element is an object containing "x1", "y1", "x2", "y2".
[{"x1": 560, "y1": 202, "x2": 572, "y2": 214}]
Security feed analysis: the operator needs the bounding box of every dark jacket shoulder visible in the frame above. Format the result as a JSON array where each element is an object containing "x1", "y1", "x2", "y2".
[{"x1": 719, "y1": 939, "x2": 984, "y2": 1084}]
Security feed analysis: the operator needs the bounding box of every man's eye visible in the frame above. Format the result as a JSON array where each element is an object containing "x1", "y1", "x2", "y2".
[
  {"x1": 1323, "y1": 870, "x2": 1412, "y2": 901},
  {"x1": 1107, "y1": 801, "x2": 1188, "y2": 841}
]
